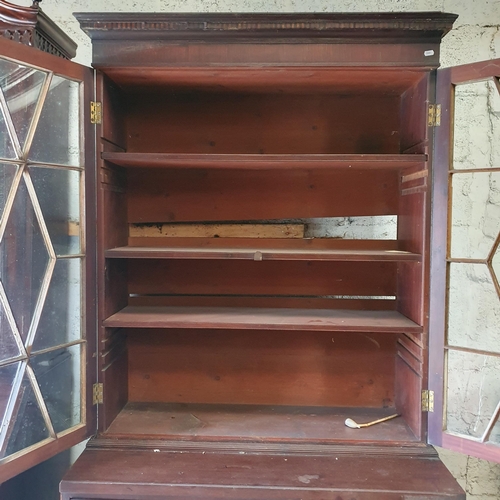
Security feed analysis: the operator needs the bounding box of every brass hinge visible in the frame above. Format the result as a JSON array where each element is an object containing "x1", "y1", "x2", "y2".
[
  {"x1": 90, "y1": 101, "x2": 102, "y2": 125},
  {"x1": 93, "y1": 383, "x2": 103, "y2": 405},
  {"x1": 422, "y1": 389, "x2": 434, "y2": 412},
  {"x1": 428, "y1": 104, "x2": 441, "y2": 127}
]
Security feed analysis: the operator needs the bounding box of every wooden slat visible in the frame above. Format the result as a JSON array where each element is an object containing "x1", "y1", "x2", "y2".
[
  {"x1": 103, "y1": 152, "x2": 427, "y2": 169},
  {"x1": 103, "y1": 306, "x2": 422, "y2": 333},
  {"x1": 129, "y1": 224, "x2": 304, "y2": 239},
  {"x1": 106, "y1": 245, "x2": 420, "y2": 262}
]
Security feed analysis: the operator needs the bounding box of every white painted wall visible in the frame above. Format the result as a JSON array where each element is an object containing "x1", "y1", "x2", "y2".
[{"x1": 15, "y1": 0, "x2": 500, "y2": 497}]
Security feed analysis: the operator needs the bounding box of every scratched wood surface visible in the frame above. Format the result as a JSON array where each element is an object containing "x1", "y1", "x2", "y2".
[{"x1": 104, "y1": 403, "x2": 415, "y2": 442}]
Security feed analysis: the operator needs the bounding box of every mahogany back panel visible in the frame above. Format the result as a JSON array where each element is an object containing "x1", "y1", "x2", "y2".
[
  {"x1": 126, "y1": 168, "x2": 400, "y2": 223},
  {"x1": 127, "y1": 259, "x2": 397, "y2": 298},
  {"x1": 124, "y1": 92, "x2": 401, "y2": 154},
  {"x1": 127, "y1": 330, "x2": 396, "y2": 408}
]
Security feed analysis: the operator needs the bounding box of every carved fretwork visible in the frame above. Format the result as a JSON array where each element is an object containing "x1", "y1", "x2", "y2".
[{"x1": 0, "y1": 0, "x2": 76, "y2": 59}]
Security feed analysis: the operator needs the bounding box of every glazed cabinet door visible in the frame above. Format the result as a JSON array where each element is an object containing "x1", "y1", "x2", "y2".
[
  {"x1": 0, "y1": 36, "x2": 96, "y2": 482},
  {"x1": 429, "y1": 58, "x2": 500, "y2": 463}
]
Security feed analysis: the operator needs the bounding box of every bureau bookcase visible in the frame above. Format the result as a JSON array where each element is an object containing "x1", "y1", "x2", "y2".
[{"x1": 1, "y1": 6, "x2": 499, "y2": 499}]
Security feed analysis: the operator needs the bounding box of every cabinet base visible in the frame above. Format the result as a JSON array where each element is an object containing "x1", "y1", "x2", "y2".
[{"x1": 60, "y1": 445, "x2": 465, "y2": 500}]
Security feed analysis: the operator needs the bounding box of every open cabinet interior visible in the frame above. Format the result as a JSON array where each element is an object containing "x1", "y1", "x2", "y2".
[
  {"x1": 94, "y1": 65, "x2": 431, "y2": 447},
  {"x1": 0, "y1": 8, "x2": 472, "y2": 498}
]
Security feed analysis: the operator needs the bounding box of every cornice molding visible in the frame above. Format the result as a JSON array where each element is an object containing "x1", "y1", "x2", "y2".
[{"x1": 75, "y1": 12, "x2": 458, "y2": 42}]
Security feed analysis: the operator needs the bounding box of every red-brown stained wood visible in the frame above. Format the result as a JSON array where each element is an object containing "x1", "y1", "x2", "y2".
[
  {"x1": 103, "y1": 152, "x2": 427, "y2": 169},
  {"x1": 98, "y1": 67, "x2": 429, "y2": 94},
  {"x1": 85, "y1": 41, "x2": 444, "y2": 70},
  {"x1": 100, "y1": 174, "x2": 128, "y2": 250},
  {"x1": 126, "y1": 259, "x2": 397, "y2": 297},
  {"x1": 400, "y1": 74, "x2": 429, "y2": 153},
  {"x1": 105, "y1": 403, "x2": 414, "y2": 442},
  {"x1": 106, "y1": 243, "x2": 420, "y2": 262},
  {"x1": 127, "y1": 168, "x2": 399, "y2": 223},
  {"x1": 125, "y1": 93, "x2": 401, "y2": 154},
  {"x1": 60, "y1": 447, "x2": 465, "y2": 499},
  {"x1": 395, "y1": 352, "x2": 423, "y2": 441},
  {"x1": 100, "y1": 341, "x2": 128, "y2": 432},
  {"x1": 104, "y1": 306, "x2": 421, "y2": 333},
  {"x1": 98, "y1": 72, "x2": 127, "y2": 150},
  {"x1": 126, "y1": 330, "x2": 396, "y2": 407},
  {"x1": 397, "y1": 190, "x2": 427, "y2": 326},
  {"x1": 127, "y1": 236, "x2": 401, "y2": 249}
]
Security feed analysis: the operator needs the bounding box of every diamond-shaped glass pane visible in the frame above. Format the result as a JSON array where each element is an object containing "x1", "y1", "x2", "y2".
[
  {"x1": 0, "y1": 298, "x2": 22, "y2": 363},
  {"x1": 0, "y1": 175, "x2": 51, "y2": 342},
  {"x1": 29, "y1": 166, "x2": 81, "y2": 255},
  {"x1": 31, "y1": 344, "x2": 81, "y2": 434},
  {"x1": 2, "y1": 368, "x2": 50, "y2": 458},
  {"x1": 0, "y1": 59, "x2": 46, "y2": 153},
  {"x1": 448, "y1": 263, "x2": 500, "y2": 354},
  {"x1": 33, "y1": 258, "x2": 82, "y2": 351},
  {"x1": 0, "y1": 105, "x2": 16, "y2": 159},
  {"x1": 453, "y1": 80, "x2": 500, "y2": 170},
  {"x1": 450, "y1": 172, "x2": 500, "y2": 259},
  {"x1": 446, "y1": 350, "x2": 500, "y2": 444},
  {"x1": 0, "y1": 362, "x2": 21, "y2": 442},
  {"x1": 0, "y1": 163, "x2": 18, "y2": 223},
  {"x1": 29, "y1": 76, "x2": 81, "y2": 166}
]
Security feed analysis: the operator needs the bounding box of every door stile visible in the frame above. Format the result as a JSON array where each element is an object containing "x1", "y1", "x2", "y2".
[{"x1": 428, "y1": 65, "x2": 452, "y2": 447}]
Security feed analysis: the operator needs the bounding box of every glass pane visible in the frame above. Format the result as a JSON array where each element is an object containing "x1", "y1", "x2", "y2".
[
  {"x1": 0, "y1": 106, "x2": 16, "y2": 159},
  {"x1": 0, "y1": 175, "x2": 52, "y2": 342},
  {"x1": 493, "y1": 244, "x2": 500, "y2": 290},
  {"x1": 0, "y1": 362, "x2": 22, "y2": 444},
  {"x1": 491, "y1": 419, "x2": 500, "y2": 443},
  {"x1": 450, "y1": 172, "x2": 500, "y2": 259},
  {"x1": 29, "y1": 167, "x2": 81, "y2": 255},
  {"x1": 29, "y1": 76, "x2": 81, "y2": 166},
  {"x1": 0, "y1": 163, "x2": 18, "y2": 223},
  {"x1": 31, "y1": 344, "x2": 81, "y2": 434},
  {"x1": 446, "y1": 350, "x2": 500, "y2": 444},
  {"x1": 0, "y1": 59, "x2": 47, "y2": 153},
  {"x1": 0, "y1": 297, "x2": 22, "y2": 363},
  {"x1": 448, "y1": 263, "x2": 500, "y2": 354},
  {"x1": 2, "y1": 369, "x2": 50, "y2": 458},
  {"x1": 32, "y1": 258, "x2": 82, "y2": 351},
  {"x1": 453, "y1": 79, "x2": 500, "y2": 170}
]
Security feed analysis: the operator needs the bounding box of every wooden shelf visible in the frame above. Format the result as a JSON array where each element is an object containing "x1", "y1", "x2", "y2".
[
  {"x1": 103, "y1": 402, "x2": 417, "y2": 444},
  {"x1": 102, "y1": 152, "x2": 427, "y2": 170},
  {"x1": 106, "y1": 244, "x2": 420, "y2": 262},
  {"x1": 103, "y1": 306, "x2": 422, "y2": 333}
]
